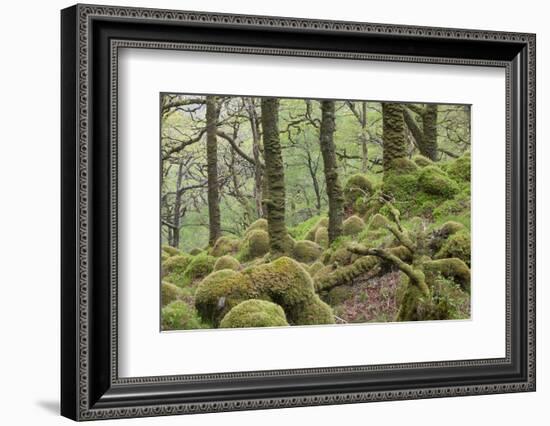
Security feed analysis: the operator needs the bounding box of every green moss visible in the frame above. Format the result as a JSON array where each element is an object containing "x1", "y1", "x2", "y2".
[
  {"x1": 435, "y1": 230, "x2": 471, "y2": 266},
  {"x1": 413, "y1": 155, "x2": 434, "y2": 167},
  {"x1": 417, "y1": 165, "x2": 459, "y2": 198},
  {"x1": 328, "y1": 247, "x2": 355, "y2": 266},
  {"x1": 245, "y1": 218, "x2": 268, "y2": 235},
  {"x1": 210, "y1": 236, "x2": 241, "y2": 257},
  {"x1": 162, "y1": 245, "x2": 182, "y2": 257},
  {"x1": 382, "y1": 171, "x2": 419, "y2": 204},
  {"x1": 344, "y1": 174, "x2": 374, "y2": 213},
  {"x1": 369, "y1": 213, "x2": 390, "y2": 230},
  {"x1": 314, "y1": 226, "x2": 329, "y2": 248},
  {"x1": 181, "y1": 253, "x2": 216, "y2": 286},
  {"x1": 195, "y1": 257, "x2": 334, "y2": 326},
  {"x1": 161, "y1": 300, "x2": 203, "y2": 330},
  {"x1": 326, "y1": 285, "x2": 354, "y2": 305},
  {"x1": 433, "y1": 189, "x2": 471, "y2": 220},
  {"x1": 304, "y1": 217, "x2": 329, "y2": 241},
  {"x1": 238, "y1": 229, "x2": 270, "y2": 261},
  {"x1": 161, "y1": 282, "x2": 181, "y2": 306},
  {"x1": 446, "y1": 153, "x2": 471, "y2": 183},
  {"x1": 308, "y1": 261, "x2": 325, "y2": 277},
  {"x1": 213, "y1": 255, "x2": 241, "y2": 271},
  {"x1": 387, "y1": 158, "x2": 419, "y2": 174},
  {"x1": 219, "y1": 299, "x2": 289, "y2": 328},
  {"x1": 189, "y1": 248, "x2": 203, "y2": 256},
  {"x1": 343, "y1": 215, "x2": 365, "y2": 236},
  {"x1": 423, "y1": 258, "x2": 471, "y2": 293},
  {"x1": 162, "y1": 255, "x2": 191, "y2": 276},
  {"x1": 292, "y1": 240, "x2": 323, "y2": 263}
]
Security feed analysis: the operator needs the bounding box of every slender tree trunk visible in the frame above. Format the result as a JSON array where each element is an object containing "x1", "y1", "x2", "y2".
[
  {"x1": 206, "y1": 96, "x2": 221, "y2": 245},
  {"x1": 260, "y1": 98, "x2": 289, "y2": 254},
  {"x1": 246, "y1": 98, "x2": 264, "y2": 218},
  {"x1": 422, "y1": 104, "x2": 438, "y2": 161},
  {"x1": 382, "y1": 103, "x2": 407, "y2": 170},
  {"x1": 306, "y1": 151, "x2": 322, "y2": 215},
  {"x1": 171, "y1": 161, "x2": 185, "y2": 248},
  {"x1": 319, "y1": 100, "x2": 344, "y2": 244},
  {"x1": 360, "y1": 101, "x2": 368, "y2": 172}
]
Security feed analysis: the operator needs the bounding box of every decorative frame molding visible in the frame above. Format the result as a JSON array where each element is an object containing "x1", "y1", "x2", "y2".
[{"x1": 61, "y1": 4, "x2": 536, "y2": 421}]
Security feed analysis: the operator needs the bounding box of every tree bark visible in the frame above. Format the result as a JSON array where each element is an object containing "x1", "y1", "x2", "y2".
[
  {"x1": 260, "y1": 98, "x2": 289, "y2": 254},
  {"x1": 382, "y1": 103, "x2": 407, "y2": 170},
  {"x1": 245, "y1": 97, "x2": 265, "y2": 218},
  {"x1": 206, "y1": 96, "x2": 221, "y2": 245},
  {"x1": 319, "y1": 100, "x2": 344, "y2": 244},
  {"x1": 403, "y1": 104, "x2": 438, "y2": 161}
]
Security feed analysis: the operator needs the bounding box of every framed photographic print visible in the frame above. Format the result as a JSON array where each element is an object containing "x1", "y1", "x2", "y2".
[{"x1": 61, "y1": 4, "x2": 536, "y2": 421}]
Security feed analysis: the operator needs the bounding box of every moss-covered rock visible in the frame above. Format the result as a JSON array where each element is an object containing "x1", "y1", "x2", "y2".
[
  {"x1": 343, "y1": 215, "x2": 365, "y2": 236},
  {"x1": 305, "y1": 217, "x2": 329, "y2": 241},
  {"x1": 328, "y1": 247, "x2": 355, "y2": 266},
  {"x1": 308, "y1": 261, "x2": 325, "y2": 277},
  {"x1": 292, "y1": 240, "x2": 323, "y2": 263},
  {"x1": 162, "y1": 245, "x2": 182, "y2": 257},
  {"x1": 189, "y1": 248, "x2": 203, "y2": 256},
  {"x1": 314, "y1": 226, "x2": 329, "y2": 248},
  {"x1": 161, "y1": 300, "x2": 203, "y2": 330},
  {"x1": 181, "y1": 253, "x2": 216, "y2": 286},
  {"x1": 423, "y1": 258, "x2": 471, "y2": 293},
  {"x1": 446, "y1": 153, "x2": 471, "y2": 183},
  {"x1": 245, "y1": 218, "x2": 268, "y2": 235},
  {"x1": 162, "y1": 255, "x2": 191, "y2": 277},
  {"x1": 413, "y1": 155, "x2": 434, "y2": 167},
  {"x1": 417, "y1": 165, "x2": 459, "y2": 198},
  {"x1": 433, "y1": 188, "x2": 471, "y2": 219},
  {"x1": 387, "y1": 158, "x2": 419, "y2": 174},
  {"x1": 219, "y1": 299, "x2": 289, "y2": 328},
  {"x1": 238, "y1": 229, "x2": 270, "y2": 261},
  {"x1": 326, "y1": 285, "x2": 354, "y2": 305},
  {"x1": 435, "y1": 230, "x2": 471, "y2": 266},
  {"x1": 195, "y1": 257, "x2": 334, "y2": 326},
  {"x1": 161, "y1": 252, "x2": 169, "y2": 263},
  {"x1": 210, "y1": 236, "x2": 241, "y2": 257},
  {"x1": 161, "y1": 282, "x2": 181, "y2": 306},
  {"x1": 344, "y1": 174, "x2": 374, "y2": 213},
  {"x1": 369, "y1": 213, "x2": 390, "y2": 230},
  {"x1": 213, "y1": 255, "x2": 241, "y2": 271}
]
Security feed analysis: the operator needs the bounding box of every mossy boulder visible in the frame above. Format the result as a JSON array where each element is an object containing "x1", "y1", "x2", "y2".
[
  {"x1": 162, "y1": 245, "x2": 182, "y2": 257},
  {"x1": 189, "y1": 248, "x2": 203, "y2": 256},
  {"x1": 413, "y1": 155, "x2": 434, "y2": 167},
  {"x1": 308, "y1": 261, "x2": 325, "y2": 277},
  {"x1": 181, "y1": 253, "x2": 216, "y2": 286},
  {"x1": 292, "y1": 240, "x2": 323, "y2": 263},
  {"x1": 326, "y1": 285, "x2": 354, "y2": 305},
  {"x1": 314, "y1": 226, "x2": 329, "y2": 248},
  {"x1": 433, "y1": 188, "x2": 471, "y2": 219},
  {"x1": 343, "y1": 215, "x2": 365, "y2": 236},
  {"x1": 213, "y1": 255, "x2": 241, "y2": 271},
  {"x1": 423, "y1": 258, "x2": 471, "y2": 293},
  {"x1": 387, "y1": 158, "x2": 419, "y2": 174},
  {"x1": 245, "y1": 218, "x2": 268, "y2": 235},
  {"x1": 161, "y1": 300, "x2": 203, "y2": 330},
  {"x1": 369, "y1": 213, "x2": 390, "y2": 230},
  {"x1": 161, "y1": 282, "x2": 181, "y2": 306},
  {"x1": 435, "y1": 230, "x2": 471, "y2": 266},
  {"x1": 162, "y1": 255, "x2": 191, "y2": 277},
  {"x1": 328, "y1": 247, "x2": 356, "y2": 266},
  {"x1": 210, "y1": 236, "x2": 241, "y2": 257},
  {"x1": 417, "y1": 166, "x2": 459, "y2": 198},
  {"x1": 344, "y1": 174, "x2": 374, "y2": 213},
  {"x1": 219, "y1": 299, "x2": 289, "y2": 328},
  {"x1": 447, "y1": 153, "x2": 471, "y2": 183},
  {"x1": 239, "y1": 229, "x2": 270, "y2": 261},
  {"x1": 195, "y1": 257, "x2": 334, "y2": 326},
  {"x1": 305, "y1": 217, "x2": 329, "y2": 241}
]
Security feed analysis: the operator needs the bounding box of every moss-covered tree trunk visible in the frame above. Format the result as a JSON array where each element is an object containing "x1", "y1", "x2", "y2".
[
  {"x1": 245, "y1": 97, "x2": 265, "y2": 219},
  {"x1": 261, "y1": 98, "x2": 289, "y2": 254},
  {"x1": 206, "y1": 96, "x2": 221, "y2": 245},
  {"x1": 403, "y1": 104, "x2": 438, "y2": 161},
  {"x1": 382, "y1": 103, "x2": 407, "y2": 170},
  {"x1": 319, "y1": 100, "x2": 344, "y2": 244}
]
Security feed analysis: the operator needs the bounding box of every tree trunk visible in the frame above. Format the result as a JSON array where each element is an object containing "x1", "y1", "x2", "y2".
[
  {"x1": 382, "y1": 103, "x2": 407, "y2": 170},
  {"x1": 206, "y1": 96, "x2": 221, "y2": 245},
  {"x1": 422, "y1": 104, "x2": 438, "y2": 161},
  {"x1": 246, "y1": 98, "x2": 265, "y2": 218},
  {"x1": 260, "y1": 98, "x2": 289, "y2": 255},
  {"x1": 319, "y1": 100, "x2": 344, "y2": 244},
  {"x1": 360, "y1": 101, "x2": 368, "y2": 172},
  {"x1": 170, "y1": 161, "x2": 185, "y2": 248}
]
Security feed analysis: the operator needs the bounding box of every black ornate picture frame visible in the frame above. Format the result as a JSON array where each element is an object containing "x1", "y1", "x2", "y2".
[{"x1": 61, "y1": 4, "x2": 536, "y2": 421}]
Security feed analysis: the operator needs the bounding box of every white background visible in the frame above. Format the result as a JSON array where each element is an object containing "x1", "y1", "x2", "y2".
[
  {"x1": 0, "y1": 0, "x2": 547, "y2": 425},
  {"x1": 119, "y1": 49, "x2": 505, "y2": 377}
]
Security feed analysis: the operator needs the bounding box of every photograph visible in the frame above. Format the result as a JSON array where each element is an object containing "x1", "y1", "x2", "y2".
[{"x1": 159, "y1": 94, "x2": 472, "y2": 331}]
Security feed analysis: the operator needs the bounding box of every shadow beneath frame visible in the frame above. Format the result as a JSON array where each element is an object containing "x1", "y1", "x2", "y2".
[{"x1": 35, "y1": 400, "x2": 59, "y2": 415}]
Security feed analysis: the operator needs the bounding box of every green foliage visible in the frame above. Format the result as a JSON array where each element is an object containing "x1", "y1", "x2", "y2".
[
  {"x1": 219, "y1": 299, "x2": 289, "y2": 328},
  {"x1": 161, "y1": 300, "x2": 203, "y2": 330},
  {"x1": 213, "y1": 255, "x2": 241, "y2": 271},
  {"x1": 292, "y1": 240, "x2": 323, "y2": 263},
  {"x1": 238, "y1": 229, "x2": 270, "y2": 261},
  {"x1": 210, "y1": 236, "x2": 241, "y2": 257},
  {"x1": 161, "y1": 282, "x2": 182, "y2": 306},
  {"x1": 342, "y1": 215, "x2": 365, "y2": 236},
  {"x1": 181, "y1": 253, "x2": 216, "y2": 287}
]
